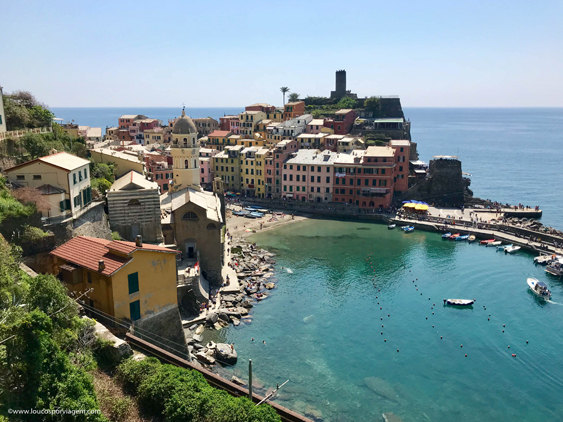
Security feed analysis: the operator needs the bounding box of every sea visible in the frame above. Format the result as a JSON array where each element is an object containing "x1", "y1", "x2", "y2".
[{"x1": 52, "y1": 107, "x2": 563, "y2": 420}]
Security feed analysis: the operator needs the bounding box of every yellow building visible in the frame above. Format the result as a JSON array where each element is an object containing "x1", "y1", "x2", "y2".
[
  {"x1": 169, "y1": 108, "x2": 201, "y2": 192},
  {"x1": 265, "y1": 111, "x2": 284, "y2": 122},
  {"x1": 212, "y1": 145, "x2": 243, "y2": 192},
  {"x1": 51, "y1": 236, "x2": 180, "y2": 322},
  {"x1": 236, "y1": 138, "x2": 266, "y2": 148},
  {"x1": 240, "y1": 147, "x2": 258, "y2": 196},
  {"x1": 207, "y1": 130, "x2": 233, "y2": 150},
  {"x1": 238, "y1": 111, "x2": 266, "y2": 138},
  {"x1": 255, "y1": 147, "x2": 268, "y2": 198},
  {"x1": 90, "y1": 148, "x2": 145, "y2": 178}
]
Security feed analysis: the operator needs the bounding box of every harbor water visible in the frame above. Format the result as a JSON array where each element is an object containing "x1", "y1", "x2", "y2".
[{"x1": 212, "y1": 219, "x2": 563, "y2": 421}]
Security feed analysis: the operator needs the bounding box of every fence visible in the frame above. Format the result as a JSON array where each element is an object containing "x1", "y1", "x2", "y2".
[{"x1": 0, "y1": 127, "x2": 52, "y2": 141}]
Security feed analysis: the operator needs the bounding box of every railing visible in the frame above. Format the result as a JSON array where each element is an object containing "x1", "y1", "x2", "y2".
[{"x1": 0, "y1": 127, "x2": 52, "y2": 141}]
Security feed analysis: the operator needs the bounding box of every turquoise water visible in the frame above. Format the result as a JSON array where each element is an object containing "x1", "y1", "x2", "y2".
[{"x1": 209, "y1": 219, "x2": 563, "y2": 421}]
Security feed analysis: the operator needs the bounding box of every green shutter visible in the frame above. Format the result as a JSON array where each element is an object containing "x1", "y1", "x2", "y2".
[
  {"x1": 60, "y1": 201, "x2": 65, "y2": 212},
  {"x1": 129, "y1": 300, "x2": 141, "y2": 321},
  {"x1": 128, "y1": 272, "x2": 139, "y2": 294}
]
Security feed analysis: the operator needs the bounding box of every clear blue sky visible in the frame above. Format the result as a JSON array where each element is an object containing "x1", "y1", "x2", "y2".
[{"x1": 1, "y1": 0, "x2": 562, "y2": 108}]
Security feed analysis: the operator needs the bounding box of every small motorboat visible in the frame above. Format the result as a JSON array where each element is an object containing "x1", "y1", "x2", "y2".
[
  {"x1": 449, "y1": 233, "x2": 460, "y2": 240},
  {"x1": 480, "y1": 239, "x2": 496, "y2": 245},
  {"x1": 250, "y1": 212, "x2": 264, "y2": 218},
  {"x1": 456, "y1": 235, "x2": 469, "y2": 241},
  {"x1": 444, "y1": 299, "x2": 475, "y2": 306},
  {"x1": 546, "y1": 261, "x2": 563, "y2": 277},
  {"x1": 498, "y1": 244, "x2": 513, "y2": 251},
  {"x1": 233, "y1": 210, "x2": 248, "y2": 216},
  {"x1": 388, "y1": 224, "x2": 396, "y2": 229},
  {"x1": 468, "y1": 235, "x2": 476, "y2": 243},
  {"x1": 534, "y1": 254, "x2": 557, "y2": 265},
  {"x1": 487, "y1": 241, "x2": 502, "y2": 247},
  {"x1": 505, "y1": 245, "x2": 521, "y2": 254},
  {"x1": 244, "y1": 213, "x2": 258, "y2": 219},
  {"x1": 442, "y1": 232, "x2": 452, "y2": 239},
  {"x1": 527, "y1": 278, "x2": 551, "y2": 299},
  {"x1": 403, "y1": 226, "x2": 414, "y2": 233}
]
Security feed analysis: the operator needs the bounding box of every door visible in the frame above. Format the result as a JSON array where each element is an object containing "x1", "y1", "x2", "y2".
[
  {"x1": 131, "y1": 224, "x2": 140, "y2": 239},
  {"x1": 188, "y1": 247, "x2": 194, "y2": 259}
]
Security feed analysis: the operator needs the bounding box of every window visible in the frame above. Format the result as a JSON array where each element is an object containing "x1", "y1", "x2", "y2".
[
  {"x1": 327, "y1": 167, "x2": 330, "y2": 173},
  {"x1": 289, "y1": 175, "x2": 293, "y2": 181},
  {"x1": 303, "y1": 166, "x2": 307, "y2": 171},
  {"x1": 73, "y1": 173, "x2": 77, "y2": 185},
  {"x1": 128, "y1": 199, "x2": 141, "y2": 206},
  {"x1": 182, "y1": 211, "x2": 198, "y2": 220},
  {"x1": 311, "y1": 166, "x2": 314, "y2": 172},
  {"x1": 289, "y1": 186, "x2": 293, "y2": 192},
  {"x1": 87, "y1": 272, "x2": 92, "y2": 284},
  {"x1": 400, "y1": 147, "x2": 404, "y2": 152},
  {"x1": 317, "y1": 187, "x2": 320, "y2": 193},
  {"x1": 342, "y1": 179, "x2": 346, "y2": 185},
  {"x1": 79, "y1": 171, "x2": 83, "y2": 182},
  {"x1": 336, "y1": 178, "x2": 339, "y2": 185},
  {"x1": 128, "y1": 272, "x2": 139, "y2": 294},
  {"x1": 399, "y1": 166, "x2": 403, "y2": 172},
  {"x1": 33, "y1": 175, "x2": 41, "y2": 180},
  {"x1": 317, "y1": 176, "x2": 320, "y2": 183},
  {"x1": 326, "y1": 187, "x2": 330, "y2": 193},
  {"x1": 296, "y1": 175, "x2": 300, "y2": 182},
  {"x1": 350, "y1": 189, "x2": 353, "y2": 195},
  {"x1": 311, "y1": 187, "x2": 314, "y2": 192},
  {"x1": 130, "y1": 300, "x2": 141, "y2": 321},
  {"x1": 382, "y1": 169, "x2": 385, "y2": 175},
  {"x1": 284, "y1": 174, "x2": 287, "y2": 181},
  {"x1": 201, "y1": 168, "x2": 204, "y2": 173},
  {"x1": 283, "y1": 185, "x2": 287, "y2": 191},
  {"x1": 297, "y1": 165, "x2": 300, "y2": 171},
  {"x1": 16, "y1": 175, "x2": 25, "y2": 180},
  {"x1": 207, "y1": 223, "x2": 217, "y2": 230},
  {"x1": 310, "y1": 176, "x2": 314, "y2": 182},
  {"x1": 357, "y1": 179, "x2": 361, "y2": 185}
]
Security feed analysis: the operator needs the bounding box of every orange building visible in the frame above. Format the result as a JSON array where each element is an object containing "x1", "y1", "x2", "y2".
[{"x1": 283, "y1": 101, "x2": 305, "y2": 121}]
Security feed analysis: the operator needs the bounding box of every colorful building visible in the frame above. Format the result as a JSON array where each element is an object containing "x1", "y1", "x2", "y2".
[
  {"x1": 240, "y1": 147, "x2": 259, "y2": 196},
  {"x1": 390, "y1": 140, "x2": 410, "y2": 193},
  {"x1": 51, "y1": 236, "x2": 180, "y2": 322},
  {"x1": 212, "y1": 145, "x2": 243, "y2": 192},
  {"x1": 207, "y1": 130, "x2": 233, "y2": 150},
  {"x1": 219, "y1": 115, "x2": 239, "y2": 131},
  {"x1": 264, "y1": 139, "x2": 298, "y2": 198},
  {"x1": 238, "y1": 110, "x2": 266, "y2": 138},
  {"x1": 169, "y1": 108, "x2": 200, "y2": 192},
  {"x1": 192, "y1": 117, "x2": 219, "y2": 138},
  {"x1": 245, "y1": 103, "x2": 276, "y2": 113},
  {"x1": 295, "y1": 133, "x2": 329, "y2": 150},
  {"x1": 324, "y1": 109, "x2": 356, "y2": 135},
  {"x1": 90, "y1": 148, "x2": 145, "y2": 178},
  {"x1": 255, "y1": 147, "x2": 268, "y2": 198},
  {"x1": 199, "y1": 148, "x2": 219, "y2": 190},
  {"x1": 283, "y1": 101, "x2": 305, "y2": 121},
  {"x1": 119, "y1": 114, "x2": 147, "y2": 129}
]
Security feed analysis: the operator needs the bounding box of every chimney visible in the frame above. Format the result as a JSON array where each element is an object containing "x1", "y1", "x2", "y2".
[
  {"x1": 135, "y1": 235, "x2": 142, "y2": 247},
  {"x1": 98, "y1": 260, "x2": 105, "y2": 272}
]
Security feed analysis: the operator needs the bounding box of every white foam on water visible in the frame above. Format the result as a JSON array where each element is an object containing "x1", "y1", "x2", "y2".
[
  {"x1": 286, "y1": 268, "x2": 293, "y2": 274},
  {"x1": 547, "y1": 300, "x2": 563, "y2": 306}
]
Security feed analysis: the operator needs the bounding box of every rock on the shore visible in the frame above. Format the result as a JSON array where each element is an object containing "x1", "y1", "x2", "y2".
[
  {"x1": 231, "y1": 317, "x2": 240, "y2": 326},
  {"x1": 303, "y1": 315, "x2": 316, "y2": 324},
  {"x1": 242, "y1": 299, "x2": 254, "y2": 309},
  {"x1": 231, "y1": 375, "x2": 245, "y2": 386},
  {"x1": 216, "y1": 343, "x2": 238, "y2": 364},
  {"x1": 205, "y1": 312, "x2": 218, "y2": 326},
  {"x1": 265, "y1": 282, "x2": 275, "y2": 290},
  {"x1": 364, "y1": 377, "x2": 398, "y2": 402},
  {"x1": 195, "y1": 324, "x2": 205, "y2": 335},
  {"x1": 196, "y1": 351, "x2": 215, "y2": 365}
]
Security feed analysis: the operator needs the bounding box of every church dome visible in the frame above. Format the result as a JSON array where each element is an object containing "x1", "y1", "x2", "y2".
[{"x1": 172, "y1": 108, "x2": 197, "y2": 135}]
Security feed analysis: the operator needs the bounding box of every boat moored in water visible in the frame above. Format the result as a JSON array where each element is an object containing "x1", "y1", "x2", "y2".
[
  {"x1": 505, "y1": 245, "x2": 521, "y2": 254},
  {"x1": 546, "y1": 260, "x2": 563, "y2": 277},
  {"x1": 444, "y1": 299, "x2": 475, "y2": 306},
  {"x1": 388, "y1": 224, "x2": 396, "y2": 229},
  {"x1": 480, "y1": 239, "x2": 496, "y2": 245},
  {"x1": 527, "y1": 277, "x2": 551, "y2": 299},
  {"x1": 442, "y1": 232, "x2": 452, "y2": 239},
  {"x1": 498, "y1": 244, "x2": 513, "y2": 251},
  {"x1": 403, "y1": 226, "x2": 414, "y2": 233},
  {"x1": 487, "y1": 241, "x2": 502, "y2": 247},
  {"x1": 468, "y1": 235, "x2": 476, "y2": 243},
  {"x1": 449, "y1": 233, "x2": 460, "y2": 240},
  {"x1": 456, "y1": 235, "x2": 469, "y2": 241}
]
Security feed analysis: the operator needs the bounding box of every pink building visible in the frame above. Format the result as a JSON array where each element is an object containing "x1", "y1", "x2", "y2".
[
  {"x1": 145, "y1": 153, "x2": 173, "y2": 194},
  {"x1": 199, "y1": 148, "x2": 219, "y2": 190},
  {"x1": 306, "y1": 119, "x2": 326, "y2": 134},
  {"x1": 119, "y1": 114, "x2": 147, "y2": 129},
  {"x1": 219, "y1": 115, "x2": 239, "y2": 131},
  {"x1": 245, "y1": 103, "x2": 276, "y2": 113},
  {"x1": 264, "y1": 139, "x2": 298, "y2": 198},
  {"x1": 282, "y1": 149, "x2": 339, "y2": 202},
  {"x1": 324, "y1": 109, "x2": 356, "y2": 135}
]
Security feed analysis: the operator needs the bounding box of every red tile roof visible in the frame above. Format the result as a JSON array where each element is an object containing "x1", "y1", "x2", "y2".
[
  {"x1": 208, "y1": 130, "x2": 231, "y2": 137},
  {"x1": 51, "y1": 236, "x2": 179, "y2": 276}
]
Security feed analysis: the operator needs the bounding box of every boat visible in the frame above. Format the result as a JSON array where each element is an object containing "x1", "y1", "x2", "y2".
[
  {"x1": 546, "y1": 260, "x2": 563, "y2": 277},
  {"x1": 449, "y1": 233, "x2": 460, "y2": 240},
  {"x1": 527, "y1": 278, "x2": 551, "y2": 299},
  {"x1": 505, "y1": 245, "x2": 521, "y2": 254},
  {"x1": 388, "y1": 224, "x2": 396, "y2": 229},
  {"x1": 444, "y1": 299, "x2": 475, "y2": 306},
  {"x1": 456, "y1": 235, "x2": 469, "y2": 241},
  {"x1": 400, "y1": 225, "x2": 410, "y2": 230},
  {"x1": 468, "y1": 235, "x2": 476, "y2": 243},
  {"x1": 250, "y1": 212, "x2": 264, "y2": 218},
  {"x1": 442, "y1": 232, "x2": 452, "y2": 239},
  {"x1": 498, "y1": 244, "x2": 513, "y2": 251},
  {"x1": 480, "y1": 239, "x2": 496, "y2": 245},
  {"x1": 487, "y1": 241, "x2": 502, "y2": 247},
  {"x1": 244, "y1": 213, "x2": 258, "y2": 219},
  {"x1": 403, "y1": 226, "x2": 414, "y2": 233},
  {"x1": 232, "y1": 210, "x2": 248, "y2": 216},
  {"x1": 534, "y1": 254, "x2": 557, "y2": 265}
]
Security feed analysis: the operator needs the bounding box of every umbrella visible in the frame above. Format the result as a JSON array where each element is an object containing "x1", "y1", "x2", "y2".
[
  {"x1": 415, "y1": 204, "x2": 429, "y2": 211},
  {"x1": 402, "y1": 200, "x2": 410, "y2": 204},
  {"x1": 403, "y1": 203, "x2": 416, "y2": 208}
]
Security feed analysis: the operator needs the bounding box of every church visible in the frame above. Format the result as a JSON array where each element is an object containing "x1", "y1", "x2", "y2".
[{"x1": 160, "y1": 108, "x2": 225, "y2": 285}]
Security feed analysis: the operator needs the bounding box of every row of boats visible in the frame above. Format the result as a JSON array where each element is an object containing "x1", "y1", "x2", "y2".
[
  {"x1": 232, "y1": 206, "x2": 268, "y2": 219},
  {"x1": 442, "y1": 233, "x2": 522, "y2": 253}
]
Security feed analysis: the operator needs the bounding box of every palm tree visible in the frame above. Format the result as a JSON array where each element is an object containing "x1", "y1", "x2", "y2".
[
  {"x1": 288, "y1": 93, "x2": 300, "y2": 102},
  {"x1": 280, "y1": 87, "x2": 290, "y2": 105}
]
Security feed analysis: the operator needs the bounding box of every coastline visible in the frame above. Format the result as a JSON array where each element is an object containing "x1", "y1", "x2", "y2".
[{"x1": 226, "y1": 205, "x2": 309, "y2": 239}]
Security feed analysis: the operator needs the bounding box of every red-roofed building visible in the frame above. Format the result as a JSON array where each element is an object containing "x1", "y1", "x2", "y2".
[
  {"x1": 51, "y1": 236, "x2": 180, "y2": 323},
  {"x1": 206, "y1": 130, "x2": 233, "y2": 150}
]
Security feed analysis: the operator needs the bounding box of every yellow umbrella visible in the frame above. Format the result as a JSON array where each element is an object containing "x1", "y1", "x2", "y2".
[
  {"x1": 403, "y1": 203, "x2": 416, "y2": 208},
  {"x1": 415, "y1": 204, "x2": 429, "y2": 211}
]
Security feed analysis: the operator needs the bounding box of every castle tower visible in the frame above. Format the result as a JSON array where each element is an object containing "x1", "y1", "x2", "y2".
[
  {"x1": 170, "y1": 108, "x2": 201, "y2": 192},
  {"x1": 330, "y1": 70, "x2": 347, "y2": 99}
]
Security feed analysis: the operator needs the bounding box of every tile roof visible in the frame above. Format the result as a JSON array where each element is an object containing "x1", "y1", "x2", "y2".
[
  {"x1": 5, "y1": 152, "x2": 90, "y2": 173},
  {"x1": 50, "y1": 236, "x2": 178, "y2": 277},
  {"x1": 37, "y1": 184, "x2": 66, "y2": 195},
  {"x1": 208, "y1": 130, "x2": 232, "y2": 137},
  {"x1": 108, "y1": 171, "x2": 158, "y2": 192}
]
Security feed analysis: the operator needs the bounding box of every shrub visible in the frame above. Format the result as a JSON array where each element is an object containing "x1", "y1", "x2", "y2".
[
  {"x1": 91, "y1": 178, "x2": 112, "y2": 195},
  {"x1": 21, "y1": 225, "x2": 50, "y2": 242},
  {"x1": 111, "y1": 232, "x2": 121, "y2": 240}
]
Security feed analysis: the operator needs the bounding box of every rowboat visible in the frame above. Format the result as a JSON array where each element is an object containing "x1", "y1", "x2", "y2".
[
  {"x1": 468, "y1": 235, "x2": 476, "y2": 243},
  {"x1": 487, "y1": 241, "x2": 502, "y2": 247},
  {"x1": 504, "y1": 245, "x2": 521, "y2": 254},
  {"x1": 403, "y1": 226, "x2": 414, "y2": 233},
  {"x1": 456, "y1": 235, "x2": 469, "y2": 241},
  {"x1": 444, "y1": 299, "x2": 475, "y2": 306},
  {"x1": 449, "y1": 233, "x2": 460, "y2": 240},
  {"x1": 497, "y1": 244, "x2": 512, "y2": 251},
  {"x1": 442, "y1": 232, "x2": 452, "y2": 239},
  {"x1": 527, "y1": 277, "x2": 551, "y2": 299},
  {"x1": 388, "y1": 224, "x2": 396, "y2": 229},
  {"x1": 250, "y1": 212, "x2": 264, "y2": 218},
  {"x1": 480, "y1": 239, "x2": 496, "y2": 245}
]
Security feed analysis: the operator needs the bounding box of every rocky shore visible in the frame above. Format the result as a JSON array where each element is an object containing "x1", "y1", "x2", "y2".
[{"x1": 184, "y1": 239, "x2": 278, "y2": 369}]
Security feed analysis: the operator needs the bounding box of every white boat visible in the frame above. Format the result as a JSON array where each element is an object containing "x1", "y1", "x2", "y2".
[
  {"x1": 403, "y1": 226, "x2": 414, "y2": 233},
  {"x1": 444, "y1": 299, "x2": 475, "y2": 306},
  {"x1": 487, "y1": 241, "x2": 502, "y2": 247},
  {"x1": 498, "y1": 244, "x2": 513, "y2": 251},
  {"x1": 546, "y1": 261, "x2": 563, "y2": 277},
  {"x1": 527, "y1": 277, "x2": 551, "y2": 299},
  {"x1": 388, "y1": 224, "x2": 396, "y2": 229},
  {"x1": 467, "y1": 235, "x2": 476, "y2": 243},
  {"x1": 505, "y1": 245, "x2": 521, "y2": 254},
  {"x1": 442, "y1": 232, "x2": 452, "y2": 239}
]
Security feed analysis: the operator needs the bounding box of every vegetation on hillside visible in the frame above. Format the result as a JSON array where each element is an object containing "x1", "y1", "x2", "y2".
[
  {"x1": 0, "y1": 177, "x2": 36, "y2": 224},
  {"x1": 90, "y1": 162, "x2": 116, "y2": 195},
  {"x1": 2, "y1": 91, "x2": 54, "y2": 131}
]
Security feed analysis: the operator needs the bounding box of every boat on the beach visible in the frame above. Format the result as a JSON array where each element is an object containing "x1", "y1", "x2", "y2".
[
  {"x1": 527, "y1": 277, "x2": 551, "y2": 299},
  {"x1": 456, "y1": 235, "x2": 469, "y2": 241},
  {"x1": 250, "y1": 212, "x2": 264, "y2": 218},
  {"x1": 444, "y1": 299, "x2": 475, "y2": 306},
  {"x1": 442, "y1": 232, "x2": 452, "y2": 239},
  {"x1": 403, "y1": 226, "x2": 414, "y2": 233},
  {"x1": 233, "y1": 210, "x2": 249, "y2": 216},
  {"x1": 449, "y1": 233, "x2": 460, "y2": 240},
  {"x1": 504, "y1": 245, "x2": 521, "y2": 254},
  {"x1": 487, "y1": 241, "x2": 502, "y2": 247},
  {"x1": 468, "y1": 235, "x2": 476, "y2": 243},
  {"x1": 244, "y1": 213, "x2": 258, "y2": 219},
  {"x1": 498, "y1": 244, "x2": 513, "y2": 251},
  {"x1": 388, "y1": 224, "x2": 396, "y2": 229},
  {"x1": 480, "y1": 239, "x2": 496, "y2": 245}
]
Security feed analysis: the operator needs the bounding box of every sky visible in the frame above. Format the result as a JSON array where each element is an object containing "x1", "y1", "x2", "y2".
[{"x1": 1, "y1": 0, "x2": 562, "y2": 108}]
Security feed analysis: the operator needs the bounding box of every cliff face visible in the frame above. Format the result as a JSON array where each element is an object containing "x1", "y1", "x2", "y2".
[{"x1": 400, "y1": 158, "x2": 470, "y2": 206}]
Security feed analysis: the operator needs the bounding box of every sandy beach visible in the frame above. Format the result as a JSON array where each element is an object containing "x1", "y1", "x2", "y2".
[{"x1": 226, "y1": 204, "x2": 308, "y2": 238}]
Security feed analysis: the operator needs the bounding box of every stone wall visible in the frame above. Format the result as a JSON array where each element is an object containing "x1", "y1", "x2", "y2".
[{"x1": 47, "y1": 202, "x2": 112, "y2": 246}]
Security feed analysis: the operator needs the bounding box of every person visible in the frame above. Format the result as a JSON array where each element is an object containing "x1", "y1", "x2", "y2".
[{"x1": 263, "y1": 340, "x2": 266, "y2": 345}]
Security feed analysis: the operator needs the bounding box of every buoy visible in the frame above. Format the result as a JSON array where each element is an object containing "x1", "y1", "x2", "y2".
[
  {"x1": 526, "y1": 340, "x2": 528, "y2": 344},
  {"x1": 397, "y1": 349, "x2": 399, "y2": 352},
  {"x1": 426, "y1": 317, "x2": 428, "y2": 320},
  {"x1": 388, "y1": 314, "x2": 390, "y2": 317},
  {"x1": 488, "y1": 318, "x2": 490, "y2": 321},
  {"x1": 432, "y1": 312, "x2": 434, "y2": 315},
  {"x1": 384, "y1": 339, "x2": 386, "y2": 342},
  {"x1": 380, "y1": 307, "x2": 382, "y2": 310},
  {"x1": 382, "y1": 325, "x2": 384, "y2": 327},
  {"x1": 512, "y1": 354, "x2": 516, "y2": 357},
  {"x1": 503, "y1": 330, "x2": 504, "y2": 333},
  {"x1": 465, "y1": 354, "x2": 467, "y2": 357},
  {"x1": 381, "y1": 317, "x2": 383, "y2": 320},
  {"x1": 420, "y1": 293, "x2": 422, "y2": 295},
  {"x1": 460, "y1": 344, "x2": 463, "y2": 348},
  {"x1": 441, "y1": 336, "x2": 443, "y2": 339},
  {"x1": 381, "y1": 332, "x2": 383, "y2": 335},
  {"x1": 429, "y1": 298, "x2": 431, "y2": 300},
  {"x1": 432, "y1": 325, "x2": 434, "y2": 328},
  {"x1": 433, "y1": 303, "x2": 435, "y2": 306},
  {"x1": 508, "y1": 346, "x2": 510, "y2": 349}
]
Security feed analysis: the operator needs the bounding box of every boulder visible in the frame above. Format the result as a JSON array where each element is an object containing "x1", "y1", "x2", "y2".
[
  {"x1": 265, "y1": 282, "x2": 275, "y2": 290},
  {"x1": 195, "y1": 351, "x2": 215, "y2": 365},
  {"x1": 91, "y1": 319, "x2": 133, "y2": 366},
  {"x1": 231, "y1": 317, "x2": 240, "y2": 326},
  {"x1": 218, "y1": 312, "x2": 230, "y2": 322},
  {"x1": 231, "y1": 375, "x2": 245, "y2": 386},
  {"x1": 303, "y1": 315, "x2": 316, "y2": 324},
  {"x1": 242, "y1": 300, "x2": 254, "y2": 309},
  {"x1": 192, "y1": 334, "x2": 203, "y2": 343},
  {"x1": 364, "y1": 377, "x2": 398, "y2": 402},
  {"x1": 237, "y1": 307, "x2": 249, "y2": 316},
  {"x1": 216, "y1": 343, "x2": 238, "y2": 364},
  {"x1": 195, "y1": 324, "x2": 205, "y2": 335},
  {"x1": 205, "y1": 312, "x2": 218, "y2": 326}
]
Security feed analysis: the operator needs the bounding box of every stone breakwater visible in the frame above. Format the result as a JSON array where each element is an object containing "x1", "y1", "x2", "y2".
[{"x1": 185, "y1": 240, "x2": 277, "y2": 369}]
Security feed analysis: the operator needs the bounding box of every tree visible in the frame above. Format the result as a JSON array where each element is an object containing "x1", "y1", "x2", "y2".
[
  {"x1": 364, "y1": 96, "x2": 381, "y2": 110},
  {"x1": 280, "y1": 87, "x2": 290, "y2": 105},
  {"x1": 11, "y1": 187, "x2": 51, "y2": 215},
  {"x1": 3, "y1": 91, "x2": 53, "y2": 130},
  {"x1": 91, "y1": 178, "x2": 112, "y2": 195},
  {"x1": 336, "y1": 97, "x2": 358, "y2": 110},
  {"x1": 288, "y1": 93, "x2": 300, "y2": 103}
]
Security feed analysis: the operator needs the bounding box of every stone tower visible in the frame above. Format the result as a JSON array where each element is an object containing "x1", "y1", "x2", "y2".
[
  {"x1": 170, "y1": 108, "x2": 201, "y2": 192},
  {"x1": 330, "y1": 70, "x2": 347, "y2": 99}
]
